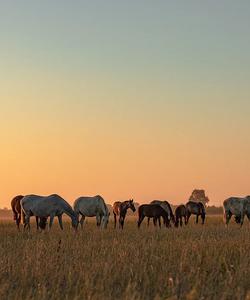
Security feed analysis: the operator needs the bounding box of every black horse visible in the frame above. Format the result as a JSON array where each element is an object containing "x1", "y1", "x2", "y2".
[
  {"x1": 147, "y1": 200, "x2": 175, "y2": 227},
  {"x1": 138, "y1": 204, "x2": 170, "y2": 228}
]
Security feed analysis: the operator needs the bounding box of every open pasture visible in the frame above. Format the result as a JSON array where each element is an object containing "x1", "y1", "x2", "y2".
[{"x1": 1, "y1": 216, "x2": 250, "y2": 300}]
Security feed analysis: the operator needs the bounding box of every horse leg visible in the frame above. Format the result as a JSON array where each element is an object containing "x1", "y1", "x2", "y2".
[
  {"x1": 24, "y1": 215, "x2": 30, "y2": 231},
  {"x1": 121, "y1": 217, "x2": 125, "y2": 230},
  {"x1": 75, "y1": 212, "x2": 80, "y2": 229},
  {"x1": 180, "y1": 217, "x2": 183, "y2": 227},
  {"x1": 138, "y1": 215, "x2": 145, "y2": 228},
  {"x1": 114, "y1": 213, "x2": 117, "y2": 229},
  {"x1": 202, "y1": 214, "x2": 206, "y2": 225},
  {"x1": 58, "y1": 215, "x2": 63, "y2": 230},
  {"x1": 14, "y1": 212, "x2": 19, "y2": 229},
  {"x1": 147, "y1": 217, "x2": 150, "y2": 227},
  {"x1": 196, "y1": 214, "x2": 199, "y2": 224},
  {"x1": 49, "y1": 215, "x2": 55, "y2": 230},
  {"x1": 119, "y1": 216, "x2": 124, "y2": 229},
  {"x1": 80, "y1": 215, "x2": 85, "y2": 229},
  {"x1": 36, "y1": 217, "x2": 40, "y2": 230},
  {"x1": 240, "y1": 212, "x2": 245, "y2": 227},
  {"x1": 17, "y1": 214, "x2": 21, "y2": 230},
  {"x1": 186, "y1": 211, "x2": 191, "y2": 224},
  {"x1": 159, "y1": 217, "x2": 162, "y2": 228},
  {"x1": 225, "y1": 211, "x2": 232, "y2": 227},
  {"x1": 96, "y1": 214, "x2": 101, "y2": 227},
  {"x1": 175, "y1": 216, "x2": 179, "y2": 227}
]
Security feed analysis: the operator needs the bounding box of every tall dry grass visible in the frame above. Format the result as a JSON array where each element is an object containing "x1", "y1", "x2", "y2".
[{"x1": 1, "y1": 216, "x2": 250, "y2": 300}]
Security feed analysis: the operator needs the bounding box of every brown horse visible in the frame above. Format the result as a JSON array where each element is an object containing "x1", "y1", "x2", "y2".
[
  {"x1": 113, "y1": 199, "x2": 136, "y2": 229},
  {"x1": 138, "y1": 204, "x2": 170, "y2": 228},
  {"x1": 11, "y1": 195, "x2": 47, "y2": 230},
  {"x1": 175, "y1": 205, "x2": 187, "y2": 227},
  {"x1": 11, "y1": 195, "x2": 24, "y2": 230},
  {"x1": 186, "y1": 201, "x2": 206, "y2": 225}
]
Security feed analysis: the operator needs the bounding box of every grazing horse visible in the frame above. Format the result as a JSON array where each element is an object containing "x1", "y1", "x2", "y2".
[
  {"x1": 11, "y1": 195, "x2": 47, "y2": 230},
  {"x1": 186, "y1": 201, "x2": 206, "y2": 224},
  {"x1": 175, "y1": 205, "x2": 187, "y2": 227},
  {"x1": 113, "y1": 199, "x2": 136, "y2": 229},
  {"x1": 73, "y1": 195, "x2": 110, "y2": 229},
  {"x1": 138, "y1": 204, "x2": 170, "y2": 228},
  {"x1": 147, "y1": 200, "x2": 175, "y2": 227},
  {"x1": 223, "y1": 196, "x2": 250, "y2": 227},
  {"x1": 21, "y1": 194, "x2": 78, "y2": 230}
]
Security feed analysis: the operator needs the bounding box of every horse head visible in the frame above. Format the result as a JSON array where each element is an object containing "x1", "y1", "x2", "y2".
[
  {"x1": 102, "y1": 211, "x2": 110, "y2": 229},
  {"x1": 39, "y1": 218, "x2": 48, "y2": 230},
  {"x1": 71, "y1": 213, "x2": 79, "y2": 230},
  {"x1": 128, "y1": 199, "x2": 136, "y2": 212}
]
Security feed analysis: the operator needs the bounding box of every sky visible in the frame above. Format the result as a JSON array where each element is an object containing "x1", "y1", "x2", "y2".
[{"x1": 0, "y1": 1, "x2": 250, "y2": 207}]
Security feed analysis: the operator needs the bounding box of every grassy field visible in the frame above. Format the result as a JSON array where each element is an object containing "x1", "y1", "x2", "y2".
[{"x1": 1, "y1": 216, "x2": 250, "y2": 300}]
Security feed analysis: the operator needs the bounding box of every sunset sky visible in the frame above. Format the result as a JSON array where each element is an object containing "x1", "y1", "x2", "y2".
[{"x1": 1, "y1": 1, "x2": 250, "y2": 207}]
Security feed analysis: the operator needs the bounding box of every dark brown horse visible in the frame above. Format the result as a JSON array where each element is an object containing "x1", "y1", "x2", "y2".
[
  {"x1": 147, "y1": 200, "x2": 175, "y2": 227},
  {"x1": 186, "y1": 201, "x2": 206, "y2": 224},
  {"x1": 11, "y1": 195, "x2": 47, "y2": 230},
  {"x1": 113, "y1": 199, "x2": 136, "y2": 229},
  {"x1": 175, "y1": 205, "x2": 187, "y2": 227},
  {"x1": 138, "y1": 204, "x2": 170, "y2": 228}
]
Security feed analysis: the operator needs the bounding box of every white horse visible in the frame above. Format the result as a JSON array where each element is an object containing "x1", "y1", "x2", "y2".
[
  {"x1": 223, "y1": 196, "x2": 250, "y2": 226},
  {"x1": 21, "y1": 194, "x2": 78, "y2": 230},
  {"x1": 73, "y1": 195, "x2": 110, "y2": 229}
]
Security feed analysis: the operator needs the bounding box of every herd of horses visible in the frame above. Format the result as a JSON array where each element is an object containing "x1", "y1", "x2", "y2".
[
  {"x1": 10, "y1": 194, "x2": 250, "y2": 231},
  {"x1": 10, "y1": 194, "x2": 206, "y2": 231}
]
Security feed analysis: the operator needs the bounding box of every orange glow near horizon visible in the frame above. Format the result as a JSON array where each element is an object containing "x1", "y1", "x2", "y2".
[{"x1": 0, "y1": 2, "x2": 250, "y2": 208}]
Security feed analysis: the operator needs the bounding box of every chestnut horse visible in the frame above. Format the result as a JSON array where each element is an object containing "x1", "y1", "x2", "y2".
[
  {"x1": 11, "y1": 195, "x2": 47, "y2": 230},
  {"x1": 113, "y1": 199, "x2": 136, "y2": 229},
  {"x1": 175, "y1": 205, "x2": 187, "y2": 227},
  {"x1": 138, "y1": 204, "x2": 170, "y2": 228}
]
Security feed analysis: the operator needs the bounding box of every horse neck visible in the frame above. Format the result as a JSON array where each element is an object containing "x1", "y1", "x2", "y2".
[
  {"x1": 62, "y1": 203, "x2": 76, "y2": 220},
  {"x1": 120, "y1": 203, "x2": 129, "y2": 217}
]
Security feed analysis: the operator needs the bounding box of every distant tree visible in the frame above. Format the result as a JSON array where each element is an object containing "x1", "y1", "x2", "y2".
[
  {"x1": 189, "y1": 189, "x2": 209, "y2": 206},
  {"x1": 206, "y1": 206, "x2": 223, "y2": 215}
]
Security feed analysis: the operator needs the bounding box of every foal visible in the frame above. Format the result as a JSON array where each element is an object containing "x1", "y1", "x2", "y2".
[
  {"x1": 175, "y1": 205, "x2": 187, "y2": 227},
  {"x1": 113, "y1": 199, "x2": 136, "y2": 229}
]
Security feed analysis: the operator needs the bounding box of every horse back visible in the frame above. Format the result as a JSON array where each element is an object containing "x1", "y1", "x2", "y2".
[
  {"x1": 175, "y1": 205, "x2": 187, "y2": 217},
  {"x1": 139, "y1": 204, "x2": 168, "y2": 218}
]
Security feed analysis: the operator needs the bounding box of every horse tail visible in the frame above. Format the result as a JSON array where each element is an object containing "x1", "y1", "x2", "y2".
[
  {"x1": 20, "y1": 199, "x2": 26, "y2": 225},
  {"x1": 21, "y1": 208, "x2": 26, "y2": 225}
]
